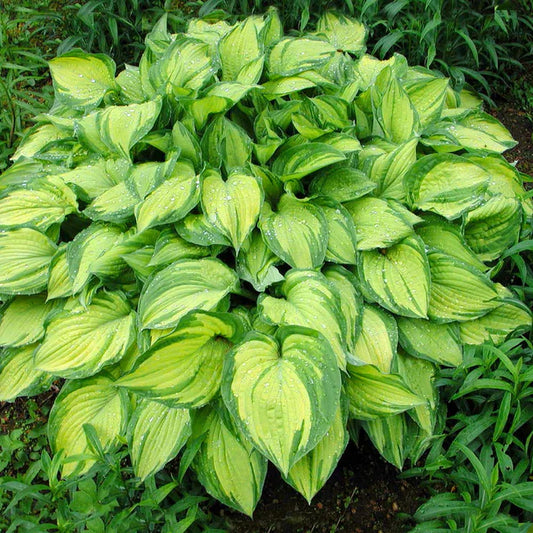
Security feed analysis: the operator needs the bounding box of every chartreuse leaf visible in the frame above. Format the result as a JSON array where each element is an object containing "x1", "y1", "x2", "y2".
[
  {"x1": 12, "y1": 124, "x2": 70, "y2": 162},
  {"x1": 405, "y1": 154, "x2": 490, "y2": 219},
  {"x1": 219, "y1": 18, "x2": 262, "y2": 83},
  {"x1": 258, "y1": 270, "x2": 348, "y2": 369},
  {"x1": 0, "y1": 344, "x2": 51, "y2": 401},
  {"x1": 201, "y1": 170, "x2": 263, "y2": 252},
  {"x1": 48, "y1": 50, "x2": 117, "y2": 108},
  {"x1": 34, "y1": 292, "x2": 136, "y2": 379},
  {"x1": 76, "y1": 99, "x2": 161, "y2": 159},
  {"x1": 459, "y1": 285, "x2": 532, "y2": 345},
  {"x1": 0, "y1": 176, "x2": 78, "y2": 230},
  {"x1": 222, "y1": 326, "x2": 341, "y2": 475},
  {"x1": 48, "y1": 245, "x2": 73, "y2": 300},
  {"x1": 138, "y1": 258, "x2": 239, "y2": 330},
  {"x1": 66, "y1": 224, "x2": 124, "y2": 293},
  {"x1": 151, "y1": 37, "x2": 215, "y2": 93},
  {"x1": 364, "y1": 139, "x2": 418, "y2": 201},
  {"x1": 128, "y1": 399, "x2": 191, "y2": 481},
  {"x1": 371, "y1": 67, "x2": 418, "y2": 144},
  {"x1": 315, "y1": 12, "x2": 366, "y2": 54},
  {"x1": 148, "y1": 228, "x2": 210, "y2": 268},
  {"x1": 463, "y1": 195, "x2": 522, "y2": 261},
  {"x1": 284, "y1": 402, "x2": 348, "y2": 503},
  {"x1": 309, "y1": 167, "x2": 376, "y2": 203},
  {"x1": 176, "y1": 212, "x2": 231, "y2": 247},
  {"x1": 236, "y1": 230, "x2": 284, "y2": 292},
  {"x1": 417, "y1": 217, "x2": 486, "y2": 271},
  {"x1": 172, "y1": 121, "x2": 202, "y2": 169},
  {"x1": 344, "y1": 197, "x2": 419, "y2": 250},
  {"x1": 323, "y1": 266, "x2": 363, "y2": 356},
  {"x1": 358, "y1": 235, "x2": 430, "y2": 318},
  {"x1": 116, "y1": 311, "x2": 242, "y2": 407},
  {"x1": 0, "y1": 295, "x2": 58, "y2": 347},
  {"x1": 427, "y1": 251, "x2": 500, "y2": 322},
  {"x1": 396, "y1": 352, "x2": 437, "y2": 434},
  {"x1": 260, "y1": 194, "x2": 328, "y2": 269},
  {"x1": 48, "y1": 374, "x2": 128, "y2": 476},
  {"x1": 272, "y1": 142, "x2": 345, "y2": 182},
  {"x1": 398, "y1": 317, "x2": 463, "y2": 366},
  {"x1": 193, "y1": 406, "x2": 267, "y2": 517},
  {"x1": 345, "y1": 364, "x2": 424, "y2": 420},
  {"x1": 267, "y1": 37, "x2": 337, "y2": 78},
  {"x1": 315, "y1": 198, "x2": 357, "y2": 265},
  {"x1": 0, "y1": 228, "x2": 56, "y2": 295},
  {"x1": 116, "y1": 64, "x2": 144, "y2": 103},
  {"x1": 404, "y1": 77, "x2": 448, "y2": 130},
  {"x1": 362, "y1": 414, "x2": 407, "y2": 469},
  {"x1": 135, "y1": 160, "x2": 200, "y2": 231},
  {"x1": 352, "y1": 305, "x2": 397, "y2": 372},
  {"x1": 424, "y1": 111, "x2": 517, "y2": 153}
]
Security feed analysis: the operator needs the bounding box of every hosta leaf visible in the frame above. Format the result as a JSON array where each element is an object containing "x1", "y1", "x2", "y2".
[
  {"x1": 116, "y1": 64, "x2": 144, "y2": 103},
  {"x1": 323, "y1": 266, "x2": 363, "y2": 356},
  {"x1": 459, "y1": 286, "x2": 532, "y2": 345},
  {"x1": 0, "y1": 344, "x2": 51, "y2": 402},
  {"x1": 284, "y1": 403, "x2": 348, "y2": 503},
  {"x1": 175, "y1": 213, "x2": 231, "y2": 247},
  {"x1": 352, "y1": 305, "x2": 397, "y2": 372},
  {"x1": 315, "y1": 198, "x2": 357, "y2": 265},
  {"x1": 128, "y1": 399, "x2": 191, "y2": 481},
  {"x1": 34, "y1": 292, "x2": 136, "y2": 379},
  {"x1": 364, "y1": 138, "x2": 418, "y2": 201},
  {"x1": 372, "y1": 67, "x2": 418, "y2": 144},
  {"x1": 345, "y1": 364, "x2": 424, "y2": 420},
  {"x1": 0, "y1": 228, "x2": 56, "y2": 295},
  {"x1": 83, "y1": 181, "x2": 139, "y2": 223},
  {"x1": 272, "y1": 142, "x2": 345, "y2": 182},
  {"x1": 172, "y1": 121, "x2": 202, "y2": 168},
  {"x1": 0, "y1": 295, "x2": 58, "y2": 347},
  {"x1": 358, "y1": 235, "x2": 430, "y2": 318},
  {"x1": 236, "y1": 230, "x2": 284, "y2": 292},
  {"x1": 149, "y1": 228, "x2": 210, "y2": 267},
  {"x1": 396, "y1": 352, "x2": 437, "y2": 434},
  {"x1": 0, "y1": 176, "x2": 78, "y2": 230},
  {"x1": 258, "y1": 269, "x2": 348, "y2": 369},
  {"x1": 259, "y1": 194, "x2": 328, "y2": 269},
  {"x1": 267, "y1": 38, "x2": 336, "y2": 78},
  {"x1": 12, "y1": 124, "x2": 70, "y2": 162},
  {"x1": 405, "y1": 77, "x2": 448, "y2": 130},
  {"x1": 362, "y1": 414, "x2": 408, "y2": 469},
  {"x1": 150, "y1": 37, "x2": 215, "y2": 93},
  {"x1": 424, "y1": 111, "x2": 517, "y2": 153},
  {"x1": 405, "y1": 154, "x2": 490, "y2": 219},
  {"x1": 427, "y1": 251, "x2": 500, "y2": 322},
  {"x1": 417, "y1": 218, "x2": 486, "y2": 271},
  {"x1": 193, "y1": 406, "x2": 267, "y2": 517},
  {"x1": 309, "y1": 167, "x2": 376, "y2": 203},
  {"x1": 315, "y1": 12, "x2": 366, "y2": 54},
  {"x1": 116, "y1": 311, "x2": 242, "y2": 407},
  {"x1": 138, "y1": 258, "x2": 239, "y2": 330},
  {"x1": 219, "y1": 18, "x2": 262, "y2": 82},
  {"x1": 48, "y1": 245, "x2": 73, "y2": 300},
  {"x1": 398, "y1": 317, "x2": 462, "y2": 366},
  {"x1": 49, "y1": 50, "x2": 117, "y2": 108},
  {"x1": 48, "y1": 375, "x2": 128, "y2": 476},
  {"x1": 202, "y1": 170, "x2": 263, "y2": 252},
  {"x1": 76, "y1": 99, "x2": 162, "y2": 160},
  {"x1": 463, "y1": 195, "x2": 522, "y2": 261},
  {"x1": 222, "y1": 327, "x2": 341, "y2": 475},
  {"x1": 135, "y1": 161, "x2": 200, "y2": 231},
  {"x1": 66, "y1": 224, "x2": 124, "y2": 293},
  {"x1": 344, "y1": 197, "x2": 418, "y2": 250}
]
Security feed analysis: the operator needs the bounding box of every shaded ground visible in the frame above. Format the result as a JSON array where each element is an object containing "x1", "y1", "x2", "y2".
[{"x1": 221, "y1": 439, "x2": 426, "y2": 533}]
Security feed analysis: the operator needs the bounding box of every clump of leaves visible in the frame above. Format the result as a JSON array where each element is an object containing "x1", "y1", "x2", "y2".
[{"x1": 0, "y1": 10, "x2": 531, "y2": 516}]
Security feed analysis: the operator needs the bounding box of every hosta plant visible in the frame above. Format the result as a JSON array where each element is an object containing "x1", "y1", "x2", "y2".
[{"x1": 0, "y1": 10, "x2": 532, "y2": 516}]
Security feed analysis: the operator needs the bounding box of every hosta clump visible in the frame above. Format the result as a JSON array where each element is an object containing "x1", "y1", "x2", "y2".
[{"x1": 0, "y1": 10, "x2": 532, "y2": 515}]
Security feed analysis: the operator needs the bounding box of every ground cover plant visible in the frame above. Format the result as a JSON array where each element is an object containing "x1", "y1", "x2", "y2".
[{"x1": 0, "y1": 9, "x2": 532, "y2": 521}]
